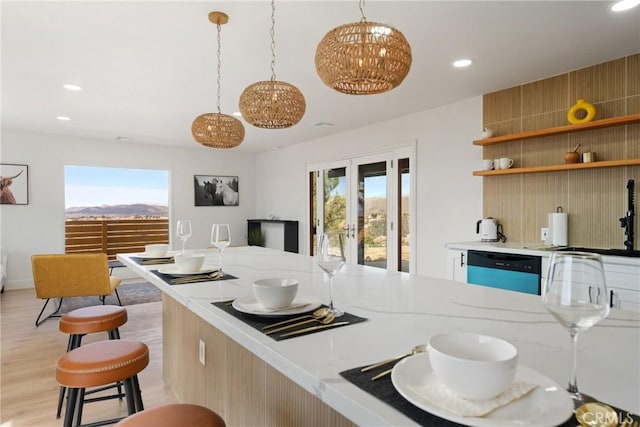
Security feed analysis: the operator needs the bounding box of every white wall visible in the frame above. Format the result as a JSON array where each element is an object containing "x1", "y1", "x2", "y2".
[
  {"x1": 1, "y1": 95, "x2": 485, "y2": 288},
  {"x1": 255, "y1": 96, "x2": 484, "y2": 279},
  {"x1": 0, "y1": 130, "x2": 256, "y2": 289}
]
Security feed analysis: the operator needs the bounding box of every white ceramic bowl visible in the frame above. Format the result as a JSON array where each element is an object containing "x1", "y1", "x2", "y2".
[
  {"x1": 145, "y1": 243, "x2": 169, "y2": 257},
  {"x1": 428, "y1": 332, "x2": 518, "y2": 401},
  {"x1": 174, "y1": 254, "x2": 205, "y2": 273},
  {"x1": 252, "y1": 278, "x2": 299, "y2": 310}
]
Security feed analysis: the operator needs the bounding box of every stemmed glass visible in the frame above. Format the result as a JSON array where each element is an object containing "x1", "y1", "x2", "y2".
[
  {"x1": 210, "y1": 224, "x2": 231, "y2": 274},
  {"x1": 176, "y1": 220, "x2": 192, "y2": 254},
  {"x1": 316, "y1": 232, "x2": 346, "y2": 317},
  {"x1": 542, "y1": 251, "x2": 610, "y2": 407}
]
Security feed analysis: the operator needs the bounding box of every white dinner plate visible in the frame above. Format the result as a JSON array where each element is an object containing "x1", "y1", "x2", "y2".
[
  {"x1": 132, "y1": 252, "x2": 175, "y2": 259},
  {"x1": 157, "y1": 266, "x2": 218, "y2": 276},
  {"x1": 232, "y1": 294, "x2": 322, "y2": 317},
  {"x1": 391, "y1": 353, "x2": 573, "y2": 427}
]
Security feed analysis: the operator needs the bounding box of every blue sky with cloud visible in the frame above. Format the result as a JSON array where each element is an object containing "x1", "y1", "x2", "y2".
[{"x1": 64, "y1": 166, "x2": 169, "y2": 208}]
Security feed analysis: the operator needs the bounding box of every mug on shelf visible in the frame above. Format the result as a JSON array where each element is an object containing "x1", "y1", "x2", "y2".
[
  {"x1": 582, "y1": 152, "x2": 596, "y2": 163},
  {"x1": 494, "y1": 158, "x2": 502, "y2": 170},
  {"x1": 499, "y1": 158, "x2": 514, "y2": 169},
  {"x1": 482, "y1": 159, "x2": 494, "y2": 170}
]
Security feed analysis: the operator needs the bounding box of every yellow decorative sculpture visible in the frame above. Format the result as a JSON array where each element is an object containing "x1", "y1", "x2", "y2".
[{"x1": 567, "y1": 99, "x2": 596, "y2": 124}]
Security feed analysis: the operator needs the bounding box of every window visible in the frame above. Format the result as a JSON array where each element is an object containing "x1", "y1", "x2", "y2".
[{"x1": 64, "y1": 166, "x2": 169, "y2": 258}]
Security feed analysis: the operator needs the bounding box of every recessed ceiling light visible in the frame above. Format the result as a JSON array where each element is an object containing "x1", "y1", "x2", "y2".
[
  {"x1": 314, "y1": 122, "x2": 334, "y2": 127},
  {"x1": 453, "y1": 59, "x2": 473, "y2": 68},
  {"x1": 116, "y1": 136, "x2": 129, "y2": 141},
  {"x1": 63, "y1": 84, "x2": 82, "y2": 91},
  {"x1": 57, "y1": 116, "x2": 70, "y2": 121},
  {"x1": 611, "y1": 0, "x2": 640, "y2": 11}
]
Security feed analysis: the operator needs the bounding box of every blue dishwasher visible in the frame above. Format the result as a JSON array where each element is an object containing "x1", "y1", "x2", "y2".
[{"x1": 467, "y1": 250, "x2": 541, "y2": 295}]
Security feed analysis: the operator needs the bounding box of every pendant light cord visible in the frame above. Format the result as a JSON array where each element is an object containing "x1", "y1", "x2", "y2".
[
  {"x1": 270, "y1": 0, "x2": 277, "y2": 82},
  {"x1": 216, "y1": 22, "x2": 222, "y2": 114},
  {"x1": 359, "y1": 0, "x2": 367, "y2": 22}
]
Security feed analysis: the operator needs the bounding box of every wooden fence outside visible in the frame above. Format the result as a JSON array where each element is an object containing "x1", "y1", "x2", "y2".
[{"x1": 65, "y1": 218, "x2": 169, "y2": 260}]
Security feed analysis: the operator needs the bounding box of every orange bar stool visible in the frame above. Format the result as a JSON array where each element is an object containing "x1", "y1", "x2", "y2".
[
  {"x1": 56, "y1": 305, "x2": 128, "y2": 419},
  {"x1": 114, "y1": 404, "x2": 226, "y2": 427},
  {"x1": 56, "y1": 339, "x2": 149, "y2": 427}
]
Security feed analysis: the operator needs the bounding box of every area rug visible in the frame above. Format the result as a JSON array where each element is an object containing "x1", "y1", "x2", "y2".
[{"x1": 57, "y1": 279, "x2": 162, "y2": 314}]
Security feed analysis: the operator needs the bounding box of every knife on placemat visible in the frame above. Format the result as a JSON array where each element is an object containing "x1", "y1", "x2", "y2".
[{"x1": 280, "y1": 321, "x2": 350, "y2": 338}]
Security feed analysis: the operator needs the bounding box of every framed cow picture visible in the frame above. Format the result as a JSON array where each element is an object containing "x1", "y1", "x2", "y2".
[
  {"x1": 0, "y1": 164, "x2": 28, "y2": 205},
  {"x1": 194, "y1": 175, "x2": 239, "y2": 206}
]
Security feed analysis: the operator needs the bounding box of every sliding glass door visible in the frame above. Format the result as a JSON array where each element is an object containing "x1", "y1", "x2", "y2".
[
  {"x1": 308, "y1": 146, "x2": 414, "y2": 273},
  {"x1": 353, "y1": 154, "x2": 392, "y2": 269},
  {"x1": 309, "y1": 161, "x2": 351, "y2": 259}
]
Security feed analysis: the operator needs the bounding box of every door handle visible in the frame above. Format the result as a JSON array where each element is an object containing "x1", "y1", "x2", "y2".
[
  {"x1": 609, "y1": 289, "x2": 616, "y2": 308},
  {"x1": 350, "y1": 224, "x2": 356, "y2": 239},
  {"x1": 460, "y1": 252, "x2": 465, "y2": 267}
]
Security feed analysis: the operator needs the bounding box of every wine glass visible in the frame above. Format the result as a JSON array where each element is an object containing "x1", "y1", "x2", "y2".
[
  {"x1": 176, "y1": 220, "x2": 192, "y2": 254},
  {"x1": 316, "y1": 232, "x2": 346, "y2": 317},
  {"x1": 542, "y1": 251, "x2": 610, "y2": 407},
  {"x1": 210, "y1": 224, "x2": 231, "y2": 274}
]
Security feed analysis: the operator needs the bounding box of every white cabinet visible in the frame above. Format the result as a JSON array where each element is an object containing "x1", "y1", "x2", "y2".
[
  {"x1": 446, "y1": 249, "x2": 467, "y2": 283},
  {"x1": 603, "y1": 261, "x2": 640, "y2": 312}
]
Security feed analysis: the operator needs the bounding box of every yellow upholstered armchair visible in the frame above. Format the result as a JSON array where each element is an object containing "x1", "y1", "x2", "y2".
[{"x1": 31, "y1": 253, "x2": 122, "y2": 326}]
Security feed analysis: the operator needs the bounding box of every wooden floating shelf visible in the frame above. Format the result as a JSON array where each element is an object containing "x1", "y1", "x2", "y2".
[
  {"x1": 473, "y1": 159, "x2": 640, "y2": 176},
  {"x1": 473, "y1": 114, "x2": 640, "y2": 146}
]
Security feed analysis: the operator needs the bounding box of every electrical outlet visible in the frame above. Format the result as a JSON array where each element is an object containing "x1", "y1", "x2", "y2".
[
  {"x1": 199, "y1": 339, "x2": 206, "y2": 366},
  {"x1": 541, "y1": 227, "x2": 549, "y2": 241}
]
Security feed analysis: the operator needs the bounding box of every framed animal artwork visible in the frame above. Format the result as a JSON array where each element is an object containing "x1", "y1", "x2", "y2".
[
  {"x1": 0, "y1": 164, "x2": 28, "y2": 205},
  {"x1": 194, "y1": 175, "x2": 239, "y2": 207}
]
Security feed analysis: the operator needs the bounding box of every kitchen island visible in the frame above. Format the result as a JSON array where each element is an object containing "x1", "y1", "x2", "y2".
[{"x1": 118, "y1": 246, "x2": 640, "y2": 426}]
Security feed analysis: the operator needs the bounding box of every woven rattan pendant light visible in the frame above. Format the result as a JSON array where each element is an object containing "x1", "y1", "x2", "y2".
[
  {"x1": 239, "y1": 0, "x2": 305, "y2": 129},
  {"x1": 192, "y1": 12, "x2": 245, "y2": 149},
  {"x1": 315, "y1": 0, "x2": 412, "y2": 95}
]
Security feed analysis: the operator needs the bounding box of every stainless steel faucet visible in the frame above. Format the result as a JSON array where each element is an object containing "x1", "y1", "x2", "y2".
[{"x1": 619, "y1": 179, "x2": 635, "y2": 251}]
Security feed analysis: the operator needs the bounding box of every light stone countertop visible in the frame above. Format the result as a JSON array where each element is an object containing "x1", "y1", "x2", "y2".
[{"x1": 119, "y1": 246, "x2": 640, "y2": 426}]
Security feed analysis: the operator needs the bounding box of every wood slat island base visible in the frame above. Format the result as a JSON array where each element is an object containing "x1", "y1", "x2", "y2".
[{"x1": 162, "y1": 295, "x2": 355, "y2": 427}]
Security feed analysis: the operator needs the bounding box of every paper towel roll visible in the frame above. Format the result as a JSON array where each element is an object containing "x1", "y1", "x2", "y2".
[{"x1": 548, "y1": 213, "x2": 568, "y2": 246}]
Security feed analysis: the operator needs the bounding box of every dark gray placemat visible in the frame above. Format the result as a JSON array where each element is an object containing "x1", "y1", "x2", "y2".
[
  {"x1": 211, "y1": 301, "x2": 367, "y2": 341},
  {"x1": 340, "y1": 365, "x2": 465, "y2": 426},
  {"x1": 340, "y1": 365, "x2": 639, "y2": 427},
  {"x1": 152, "y1": 269, "x2": 237, "y2": 285}
]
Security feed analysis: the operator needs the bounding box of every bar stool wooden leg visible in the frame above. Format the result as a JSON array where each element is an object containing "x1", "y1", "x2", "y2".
[
  {"x1": 63, "y1": 388, "x2": 78, "y2": 427},
  {"x1": 131, "y1": 376, "x2": 144, "y2": 412}
]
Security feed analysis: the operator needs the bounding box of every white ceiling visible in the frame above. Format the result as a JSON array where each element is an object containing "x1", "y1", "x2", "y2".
[{"x1": 2, "y1": 1, "x2": 639, "y2": 153}]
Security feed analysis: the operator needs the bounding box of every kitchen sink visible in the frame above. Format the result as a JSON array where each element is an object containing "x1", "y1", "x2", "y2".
[{"x1": 556, "y1": 246, "x2": 640, "y2": 258}]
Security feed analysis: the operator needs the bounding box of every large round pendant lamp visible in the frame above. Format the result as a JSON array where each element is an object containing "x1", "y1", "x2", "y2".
[
  {"x1": 192, "y1": 112, "x2": 245, "y2": 149},
  {"x1": 239, "y1": 0, "x2": 306, "y2": 129},
  {"x1": 239, "y1": 80, "x2": 305, "y2": 129},
  {"x1": 192, "y1": 12, "x2": 245, "y2": 149},
  {"x1": 315, "y1": 0, "x2": 412, "y2": 95}
]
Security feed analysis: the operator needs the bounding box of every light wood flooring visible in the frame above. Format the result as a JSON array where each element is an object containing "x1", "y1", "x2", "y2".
[{"x1": 1, "y1": 287, "x2": 178, "y2": 427}]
